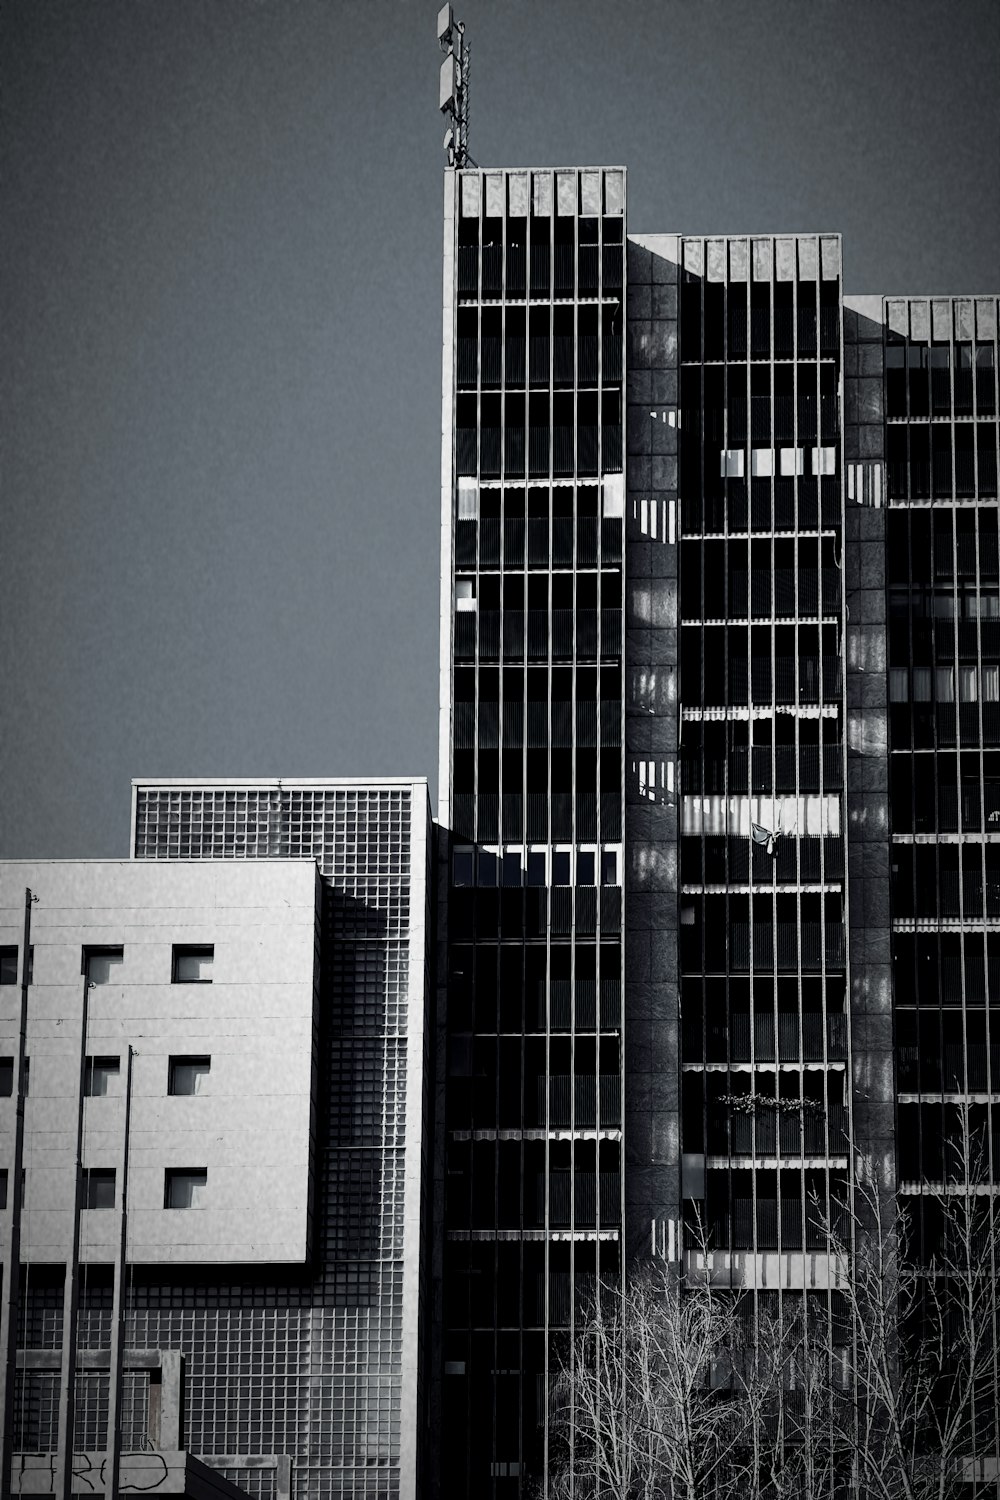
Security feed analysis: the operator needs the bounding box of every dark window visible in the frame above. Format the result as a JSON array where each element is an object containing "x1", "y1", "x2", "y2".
[
  {"x1": 0, "y1": 947, "x2": 32, "y2": 984},
  {"x1": 83, "y1": 1057, "x2": 120, "y2": 1097},
  {"x1": 168, "y1": 1057, "x2": 211, "y2": 1096},
  {"x1": 0, "y1": 1057, "x2": 12, "y2": 1096},
  {"x1": 82, "y1": 1169, "x2": 116, "y2": 1211},
  {"x1": 85, "y1": 949, "x2": 123, "y2": 986},
  {"x1": 164, "y1": 1169, "x2": 207, "y2": 1209},
  {"x1": 171, "y1": 946, "x2": 214, "y2": 984}
]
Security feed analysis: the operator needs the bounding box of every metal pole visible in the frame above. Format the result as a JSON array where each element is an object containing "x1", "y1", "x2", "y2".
[
  {"x1": 0, "y1": 888, "x2": 35, "y2": 1495},
  {"x1": 54, "y1": 963, "x2": 92, "y2": 1498},
  {"x1": 104, "y1": 1044, "x2": 133, "y2": 1498}
]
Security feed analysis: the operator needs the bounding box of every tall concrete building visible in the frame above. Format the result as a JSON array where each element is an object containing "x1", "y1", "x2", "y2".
[
  {"x1": 1, "y1": 777, "x2": 433, "y2": 1500},
  {"x1": 435, "y1": 162, "x2": 1000, "y2": 1495}
]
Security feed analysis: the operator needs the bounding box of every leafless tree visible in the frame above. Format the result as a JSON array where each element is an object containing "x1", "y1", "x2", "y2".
[
  {"x1": 544, "y1": 1237, "x2": 786, "y2": 1500},
  {"x1": 806, "y1": 1117, "x2": 1000, "y2": 1500},
  {"x1": 543, "y1": 1111, "x2": 998, "y2": 1500}
]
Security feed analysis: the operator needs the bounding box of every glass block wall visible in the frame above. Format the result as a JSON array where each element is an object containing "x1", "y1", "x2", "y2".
[
  {"x1": 129, "y1": 780, "x2": 430, "y2": 1500},
  {"x1": 437, "y1": 166, "x2": 627, "y2": 1499}
]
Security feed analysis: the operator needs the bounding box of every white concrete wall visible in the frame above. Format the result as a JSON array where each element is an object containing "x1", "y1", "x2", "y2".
[{"x1": 0, "y1": 860, "x2": 320, "y2": 1266}]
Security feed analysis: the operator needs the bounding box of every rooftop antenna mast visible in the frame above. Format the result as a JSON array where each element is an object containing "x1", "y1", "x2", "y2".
[{"x1": 438, "y1": 5, "x2": 474, "y2": 168}]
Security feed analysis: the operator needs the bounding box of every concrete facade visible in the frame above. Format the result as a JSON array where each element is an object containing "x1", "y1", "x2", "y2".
[{"x1": 0, "y1": 859, "x2": 321, "y2": 1270}]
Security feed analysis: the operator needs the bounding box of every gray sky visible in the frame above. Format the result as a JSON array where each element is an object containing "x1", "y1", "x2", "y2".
[{"x1": 2, "y1": 0, "x2": 998, "y2": 858}]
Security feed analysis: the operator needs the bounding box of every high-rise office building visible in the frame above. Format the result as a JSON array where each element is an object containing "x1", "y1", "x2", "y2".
[
  {"x1": 878, "y1": 295, "x2": 1000, "y2": 1425},
  {"x1": 436, "y1": 161, "x2": 999, "y2": 1495},
  {"x1": 436, "y1": 167, "x2": 628, "y2": 1496},
  {"x1": 1, "y1": 778, "x2": 433, "y2": 1500}
]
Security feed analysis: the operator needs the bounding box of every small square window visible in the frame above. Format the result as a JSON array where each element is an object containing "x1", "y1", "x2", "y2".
[
  {"x1": 172, "y1": 946, "x2": 214, "y2": 984},
  {"x1": 168, "y1": 1056, "x2": 211, "y2": 1096},
  {"x1": 164, "y1": 1169, "x2": 208, "y2": 1209},
  {"x1": 86, "y1": 949, "x2": 123, "y2": 986},
  {"x1": 82, "y1": 1169, "x2": 116, "y2": 1210},
  {"x1": 83, "y1": 1057, "x2": 120, "y2": 1097},
  {"x1": 0, "y1": 1057, "x2": 13, "y2": 1096},
  {"x1": 0, "y1": 947, "x2": 32, "y2": 985}
]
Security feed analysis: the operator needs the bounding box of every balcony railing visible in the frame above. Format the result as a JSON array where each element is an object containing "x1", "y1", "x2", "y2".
[
  {"x1": 528, "y1": 427, "x2": 550, "y2": 475},
  {"x1": 530, "y1": 244, "x2": 550, "y2": 296},
  {"x1": 505, "y1": 337, "x2": 525, "y2": 386},
  {"x1": 541, "y1": 1074, "x2": 622, "y2": 1129},
  {"x1": 728, "y1": 923, "x2": 846, "y2": 974},
  {"x1": 554, "y1": 244, "x2": 574, "y2": 294},
  {"x1": 602, "y1": 245, "x2": 623, "y2": 288},
  {"x1": 542, "y1": 1173, "x2": 621, "y2": 1228},
  {"x1": 503, "y1": 517, "x2": 525, "y2": 565},
  {"x1": 578, "y1": 245, "x2": 599, "y2": 295},
  {"x1": 603, "y1": 336, "x2": 623, "y2": 382},
  {"x1": 481, "y1": 245, "x2": 502, "y2": 297},
  {"x1": 721, "y1": 1104, "x2": 849, "y2": 1157},
  {"x1": 457, "y1": 245, "x2": 478, "y2": 294},
  {"x1": 479, "y1": 516, "x2": 500, "y2": 566}
]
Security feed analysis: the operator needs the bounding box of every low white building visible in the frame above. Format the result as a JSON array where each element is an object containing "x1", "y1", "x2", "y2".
[
  {"x1": 0, "y1": 858, "x2": 321, "y2": 1271},
  {"x1": 1, "y1": 778, "x2": 432, "y2": 1500}
]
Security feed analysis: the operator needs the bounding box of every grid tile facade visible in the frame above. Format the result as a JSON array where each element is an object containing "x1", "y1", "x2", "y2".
[{"x1": 127, "y1": 780, "x2": 429, "y2": 1500}]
